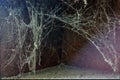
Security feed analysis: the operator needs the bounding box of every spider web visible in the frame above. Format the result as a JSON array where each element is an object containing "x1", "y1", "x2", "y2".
[{"x1": 0, "y1": 0, "x2": 120, "y2": 77}]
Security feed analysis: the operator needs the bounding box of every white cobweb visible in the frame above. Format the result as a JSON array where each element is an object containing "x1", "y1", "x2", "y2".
[
  {"x1": 0, "y1": 0, "x2": 120, "y2": 77},
  {"x1": 59, "y1": 0, "x2": 120, "y2": 72}
]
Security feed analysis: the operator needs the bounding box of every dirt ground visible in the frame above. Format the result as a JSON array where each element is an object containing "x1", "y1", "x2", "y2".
[{"x1": 2, "y1": 64, "x2": 120, "y2": 79}]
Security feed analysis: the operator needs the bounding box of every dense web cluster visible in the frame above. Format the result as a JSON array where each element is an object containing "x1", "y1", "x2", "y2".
[
  {"x1": 59, "y1": 0, "x2": 120, "y2": 72},
  {"x1": 0, "y1": 0, "x2": 120, "y2": 77}
]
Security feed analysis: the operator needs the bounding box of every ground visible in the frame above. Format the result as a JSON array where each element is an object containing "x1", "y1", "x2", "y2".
[{"x1": 3, "y1": 64, "x2": 120, "y2": 79}]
